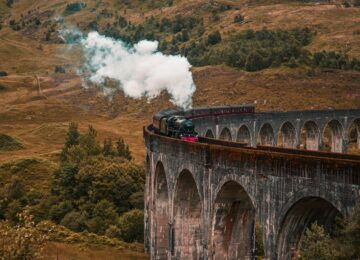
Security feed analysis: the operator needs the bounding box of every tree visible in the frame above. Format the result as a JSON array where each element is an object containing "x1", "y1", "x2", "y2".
[
  {"x1": 116, "y1": 138, "x2": 132, "y2": 160},
  {"x1": 103, "y1": 138, "x2": 113, "y2": 157},
  {"x1": 299, "y1": 222, "x2": 335, "y2": 260},
  {"x1": 181, "y1": 29, "x2": 189, "y2": 42},
  {"x1": 0, "y1": 209, "x2": 47, "y2": 259},
  {"x1": 245, "y1": 51, "x2": 266, "y2": 72},
  {"x1": 207, "y1": 31, "x2": 222, "y2": 45},
  {"x1": 64, "y1": 122, "x2": 80, "y2": 148},
  {"x1": 80, "y1": 125, "x2": 101, "y2": 156},
  {"x1": 117, "y1": 209, "x2": 144, "y2": 242},
  {"x1": 6, "y1": 0, "x2": 13, "y2": 7},
  {"x1": 234, "y1": 14, "x2": 244, "y2": 24}
]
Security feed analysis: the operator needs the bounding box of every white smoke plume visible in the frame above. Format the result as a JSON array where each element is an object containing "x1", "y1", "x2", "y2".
[{"x1": 79, "y1": 32, "x2": 196, "y2": 108}]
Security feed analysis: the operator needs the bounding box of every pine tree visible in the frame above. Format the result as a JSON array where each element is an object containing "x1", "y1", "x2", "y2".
[
  {"x1": 65, "y1": 122, "x2": 79, "y2": 148},
  {"x1": 245, "y1": 51, "x2": 265, "y2": 72},
  {"x1": 116, "y1": 138, "x2": 132, "y2": 160},
  {"x1": 103, "y1": 138, "x2": 113, "y2": 157},
  {"x1": 61, "y1": 122, "x2": 80, "y2": 162},
  {"x1": 80, "y1": 125, "x2": 101, "y2": 156}
]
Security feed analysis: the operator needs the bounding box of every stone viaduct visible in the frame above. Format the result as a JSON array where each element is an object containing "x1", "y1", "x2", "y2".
[{"x1": 144, "y1": 107, "x2": 360, "y2": 260}]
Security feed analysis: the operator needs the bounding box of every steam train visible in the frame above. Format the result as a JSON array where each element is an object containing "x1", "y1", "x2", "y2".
[{"x1": 153, "y1": 104, "x2": 255, "y2": 142}]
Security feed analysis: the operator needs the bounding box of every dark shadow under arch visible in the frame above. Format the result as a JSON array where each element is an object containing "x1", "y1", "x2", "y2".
[
  {"x1": 348, "y1": 118, "x2": 360, "y2": 153},
  {"x1": 277, "y1": 197, "x2": 342, "y2": 260},
  {"x1": 278, "y1": 122, "x2": 297, "y2": 148},
  {"x1": 211, "y1": 181, "x2": 255, "y2": 259},
  {"x1": 258, "y1": 123, "x2": 275, "y2": 146},
  {"x1": 322, "y1": 120, "x2": 344, "y2": 153},
  {"x1": 237, "y1": 125, "x2": 251, "y2": 146},
  {"x1": 205, "y1": 129, "x2": 215, "y2": 138},
  {"x1": 174, "y1": 170, "x2": 202, "y2": 259},
  {"x1": 154, "y1": 162, "x2": 169, "y2": 259},
  {"x1": 220, "y1": 127, "x2": 232, "y2": 141},
  {"x1": 300, "y1": 121, "x2": 320, "y2": 151}
]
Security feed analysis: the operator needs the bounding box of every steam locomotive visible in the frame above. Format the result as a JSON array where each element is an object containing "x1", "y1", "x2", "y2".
[
  {"x1": 153, "y1": 104, "x2": 255, "y2": 142},
  {"x1": 153, "y1": 111, "x2": 199, "y2": 142}
]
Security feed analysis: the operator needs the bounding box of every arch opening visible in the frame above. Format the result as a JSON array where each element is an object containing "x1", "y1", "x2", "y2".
[
  {"x1": 220, "y1": 127, "x2": 232, "y2": 141},
  {"x1": 211, "y1": 181, "x2": 255, "y2": 259},
  {"x1": 300, "y1": 121, "x2": 320, "y2": 151},
  {"x1": 237, "y1": 125, "x2": 251, "y2": 146},
  {"x1": 278, "y1": 122, "x2": 297, "y2": 148},
  {"x1": 348, "y1": 119, "x2": 360, "y2": 154},
  {"x1": 174, "y1": 170, "x2": 202, "y2": 259},
  {"x1": 205, "y1": 129, "x2": 215, "y2": 139},
  {"x1": 154, "y1": 162, "x2": 169, "y2": 258},
  {"x1": 322, "y1": 120, "x2": 344, "y2": 153},
  {"x1": 277, "y1": 197, "x2": 342, "y2": 260},
  {"x1": 258, "y1": 123, "x2": 275, "y2": 146}
]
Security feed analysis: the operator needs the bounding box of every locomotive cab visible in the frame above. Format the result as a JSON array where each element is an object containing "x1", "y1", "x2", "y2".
[{"x1": 167, "y1": 116, "x2": 198, "y2": 141}]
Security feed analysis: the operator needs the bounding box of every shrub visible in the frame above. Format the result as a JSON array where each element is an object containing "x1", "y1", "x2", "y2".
[
  {"x1": 234, "y1": 14, "x2": 245, "y2": 24},
  {"x1": 245, "y1": 51, "x2": 266, "y2": 72},
  {"x1": 6, "y1": 0, "x2": 13, "y2": 8},
  {"x1": 0, "y1": 209, "x2": 47, "y2": 259},
  {"x1": 343, "y1": 1, "x2": 351, "y2": 7},
  {"x1": 63, "y1": 2, "x2": 86, "y2": 16},
  {"x1": 0, "y1": 71, "x2": 8, "y2": 77},
  {"x1": 0, "y1": 133, "x2": 23, "y2": 151},
  {"x1": 117, "y1": 209, "x2": 144, "y2": 243},
  {"x1": 300, "y1": 222, "x2": 335, "y2": 260},
  {"x1": 207, "y1": 31, "x2": 222, "y2": 45},
  {"x1": 54, "y1": 66, "x2": 65, "y2": 73}
]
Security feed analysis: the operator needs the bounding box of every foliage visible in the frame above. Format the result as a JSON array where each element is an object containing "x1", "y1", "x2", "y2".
[
  {"x1": 0, "y1": 123, "x2": 143, "y2": 244},
  {"x1": 36, "y1": 220, "x2": 143, "y2": 251},
  {"x1": 26, "y1": 123, "x2": 143, "y2": 242},
  {"x1": 6, "y1": 0, "x2": 13, "y2": 8},
  {"x1": 0, "y1": 71, "x2": 8, "y2": 77},
  {"x1": 254, "y1": 221, "x2": 265, "y2": 258},
  {"x1": 0, "y1": 133, "x2": 23, "y2": 151},
  {"x1": 299, "y1": 222, "x2": 335, "y2": 260},
  {"x1": 234, "y1": 14, "x2": 245, "y2": 24},
  {"x1": 300, "y1": 202, "x2": 360, "y2": 259},
  {"x1": 63, "y1": 2, "x2": 86, "y2": 16},
  {"x1": 207, "y1": 31, "x2": 222, "y2": 45},
  {"x1": 0, "y1": 209, "x2": 47, "y2": 259},
  {"x1": 116, "y1": 209, "x2": 144, "y2": 243},
  {"x1": 54, "y1": 65, "x2": 65, "y2": 73},
  {"x1": 313, "y1": 51, "x2": 360, "y2": 71}
]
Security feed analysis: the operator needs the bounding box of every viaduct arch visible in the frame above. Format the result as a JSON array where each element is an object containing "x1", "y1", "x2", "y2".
[{"x1": 144, "y1": 107, "x2": 360, "y2": 260}]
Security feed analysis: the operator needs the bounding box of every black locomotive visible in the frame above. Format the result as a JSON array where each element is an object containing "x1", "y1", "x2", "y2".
[
  {"x1": 153, "y1": 111, "x2": 198, "y2": 141},
  {"x1": 152, "y1": 104, "x2": 255, "y2": 142}
]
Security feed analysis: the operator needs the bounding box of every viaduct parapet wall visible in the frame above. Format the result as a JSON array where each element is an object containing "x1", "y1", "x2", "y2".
[{"x1": 192, "y1": 108, "x2": 360, "y2": 153}]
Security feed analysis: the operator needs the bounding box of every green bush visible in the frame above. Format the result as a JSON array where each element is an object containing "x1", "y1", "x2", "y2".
[
  {"x1": 63, "y1": 2, "x2": 86, "y2": 16},
  {"x1": 54, "y1": 66, "x2": 65, "y2": 73},
  {"x1": 300, "y1": 223, "x2": 335, "y2": 260},
  {"x1": 0, "y1": 133, "x2": 23, "y2": 151},
  {"x1": 117, "y1": 209, "x2": 144, "y2": 243},
  {"x1": 0, "y1": 209, "x2": 47, "y2": 259},
  {"x1": 207, "y1": 31, "x2": 222, "y2": 45},
  {"x1": 234, "y1": 14, "x2": 244, "y2": 24}
]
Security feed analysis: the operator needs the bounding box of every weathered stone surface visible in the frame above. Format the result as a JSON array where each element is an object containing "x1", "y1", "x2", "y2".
[{"x1": 144, "y1": 108, "x2": 360, "y2": 260}]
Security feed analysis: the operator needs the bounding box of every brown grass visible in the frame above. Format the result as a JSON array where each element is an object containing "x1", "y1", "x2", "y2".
[{"x1": 41, "y1": 242, "x2": 149, "y2": 260}]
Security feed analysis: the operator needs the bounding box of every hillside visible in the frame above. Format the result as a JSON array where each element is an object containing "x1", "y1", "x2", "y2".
[{"x1": 0, "y1": 0, "x2": 359, "y2": 258}]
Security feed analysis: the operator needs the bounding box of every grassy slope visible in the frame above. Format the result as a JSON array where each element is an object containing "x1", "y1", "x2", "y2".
[{"x1": 0, "y1": 0, "x2": 359, "y2": 258}]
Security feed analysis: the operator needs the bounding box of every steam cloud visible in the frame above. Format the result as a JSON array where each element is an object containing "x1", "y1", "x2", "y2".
[{"x1": 78, "y1": 32, "x2": 196, "y2": 108}]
